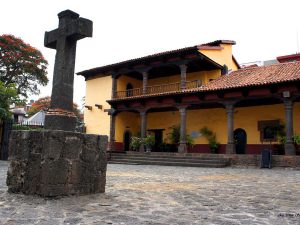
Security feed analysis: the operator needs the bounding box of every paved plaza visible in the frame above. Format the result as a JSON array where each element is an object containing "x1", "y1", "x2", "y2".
[{"x1": 0, "y1": 161, "x2": 299, "y2": 225}]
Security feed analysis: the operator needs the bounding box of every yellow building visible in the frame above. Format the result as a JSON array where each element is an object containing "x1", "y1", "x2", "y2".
[{"x1": 78, "y1": 40, "x2": 300, "y2": 155}]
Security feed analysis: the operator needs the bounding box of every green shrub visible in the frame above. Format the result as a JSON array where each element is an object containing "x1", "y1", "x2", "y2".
[
  {"x1": 144, "y1": 135, "x2": 155, "y2": 148},
  {"x1": 130, "y1": 136, "x2": 142, "y2": 151},
  {"x1": 166, "y1": 125, "x2": 194, "y2": 146},
  {"x1": 200, "y1": 126, "x2": 219, "y2": 153}
]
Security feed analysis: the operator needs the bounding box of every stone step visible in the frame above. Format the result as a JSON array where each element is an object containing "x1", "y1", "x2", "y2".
[
  {"x1": 110, "y1": 155, "x2": 228, "y2": 164},
  {"x1": 108, "y1": 159, "x2": 228, "y2": 168},
  {"x1": 109, "y1": 152, "x2": 225, "y2": 160},
  {"x1": 124, "y1": 152, "x2": 222, "y2": 157},
  {"x1": 108, "y1": 152, "x2": 230, "y2": 168}
]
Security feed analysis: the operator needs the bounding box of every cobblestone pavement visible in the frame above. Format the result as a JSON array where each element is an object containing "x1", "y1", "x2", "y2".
[{"x1": 0, "y1": 161, "x2": 300, "y2": 225}]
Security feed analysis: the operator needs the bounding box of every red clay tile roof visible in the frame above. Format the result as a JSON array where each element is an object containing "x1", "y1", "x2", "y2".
[
  {"x1": 77, "y1": 40, "x2": 235, "y2": 77},
  {"x1": 108, "y1": 61, "x2": 300, "y2": 102},
  {"x1": 277, "y1": 53, "x2": 300, "y2": 63},
  {"x1": 199, "y1": 61, "x2": 300, "y2": 91},
  {"x1": 198, "y1": 46, "x2": 223, "y2": 50},
  {"x1": 78, "y1": 45, "x2": 200, "y2": 76},
  {"x1": 199, "y1": 40, "x2": 236, "y2": 46}
]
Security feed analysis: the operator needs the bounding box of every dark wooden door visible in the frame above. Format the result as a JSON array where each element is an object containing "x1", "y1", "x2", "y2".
[
  {"x1": 147, "y1": 129, "x2": 163, "y2": 152},
  {"x1": 124, "y1": 131, "x2": 131, "y2": 151},
  {"x1": 234, "y1": 128, "x2": 247, "y2": 154},
  {"x1": 154, "y1": 130, "x2": 163, "y2": 151}
]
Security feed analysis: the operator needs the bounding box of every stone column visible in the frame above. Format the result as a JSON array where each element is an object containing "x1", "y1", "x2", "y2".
[
  {"x1": 107, "y1": 109, "x2": 116, "y2": 151},
  {"x1": 111, "y1": 74, "x2": 117, "y2": 99},
  {"x1": 178, "y1": 106, "x2": 187, "y2": 153},
  {"x1": 142, "y1": 71, "x2": 148, "y2": 95},
  {"x1": 225, "y1": 103, "x2": 235, "y2": 154},
  {"x1": 139, "y1": 110, "x2": 147, "y2": 152},
  {"x1": 284, "y1": 99, "x2": 296, "y2": 155},
  {"x1": 180, "y1": 64, "x2": 187, "y2": 90}
]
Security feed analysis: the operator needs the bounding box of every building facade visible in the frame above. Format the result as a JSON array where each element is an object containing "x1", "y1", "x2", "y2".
[{"x1": 78, "y1": 40, "x2": 300, "y2": 155}]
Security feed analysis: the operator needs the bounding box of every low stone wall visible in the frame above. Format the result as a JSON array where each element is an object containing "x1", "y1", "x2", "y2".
[
  {"x1": 227, "y1": 155, "x2": 300, "y2": 168},
  {"x1": 7, "y1": 130, "x2": 107, "y2": 197},
  {"x1": 125, "y1": 151, "x2": 300, "y2": 168}
]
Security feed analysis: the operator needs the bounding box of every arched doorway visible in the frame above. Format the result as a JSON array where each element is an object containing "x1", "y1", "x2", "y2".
[
  {"x1": 234, "y1": 128, "x2": 247, "y2": 154},
  {"x1": 126, "y1": 83, "x2": 133, "y2": 97},
  {"x1": 123, "y1": 130, "x2": 132, "y2": 151}
]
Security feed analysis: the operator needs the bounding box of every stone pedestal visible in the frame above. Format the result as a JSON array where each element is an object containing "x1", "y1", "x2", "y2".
[{"x1": 7, "y1": 130, "x2": 107, "y2": 197}]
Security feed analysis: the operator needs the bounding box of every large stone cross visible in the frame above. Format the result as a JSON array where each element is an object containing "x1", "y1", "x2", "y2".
[{"x1": 44, "y1": 10, "x2": 92, "y2": 131}]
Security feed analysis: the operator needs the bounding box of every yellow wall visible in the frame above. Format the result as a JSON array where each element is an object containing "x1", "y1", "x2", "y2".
[
  {"x1": 118, "y1": 103, "x2": 300, "y2": 145},
  {"x1": 147, "y1": 111, "x2": 180, "y2": 141},
  {"x1": 115, "y1": 112, "x2": 140, "y2": 142},
  {"x1": 117, "y1": 75, "x2": 143, "y2": 91},
  {"x1": 85, "y1": 76, "x2": 112, "y2": 135},
  {"x1": 200, "y1": 44, "x2": 238, "y2": 71},
  {"x1": 147, "y1": 70, "x2": 221, "y2": 87}
]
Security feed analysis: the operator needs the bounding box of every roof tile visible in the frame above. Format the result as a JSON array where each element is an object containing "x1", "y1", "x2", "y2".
[
  {"x1": 109, "y1": 61, "x2": 300, "y2": 101},
  {"x1": 200, "y1": 61, "x2": 300, "y2": 91}
]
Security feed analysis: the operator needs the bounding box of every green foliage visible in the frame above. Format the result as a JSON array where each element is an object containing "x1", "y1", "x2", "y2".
[
  {"x1": 12, "y1": 124, "x2": 43, "y2": 131},
  {"x1": 0, "y1": 34, "x2": 48, "y2": 98},
  {"x1": 275, "y1": 124, "x2": 286, "y2": 144},
  {"x1": 0, "y1": 81, "x2": 21, "y2": 120},
  {"x1": 200, "y1": 126, "x2": 219, "y2": 152},
  {"x1": 278, "y1": 134, "x2": 300, "y2": 145},
  {"x1": 130, "y1": 136, "x2": 142, "y2": 151},
  {"x1": 186, "y1": 134, "x2": 194, "y2": 146},
  {"x1": 144, "y1": 135, "x2": 155, "y2": 148},
  {"x1": 166, "y1": 125, "x2": 194, "y2": 146},
  {"x1": 130, "y1": 135, "x2": 155, "y2": 151},
  {"x1": 167, "y1": 125, "x2": 180, "y2": 145},
  {"x1": 293, "y1": 135, "x2": 300, "y2": 145}
]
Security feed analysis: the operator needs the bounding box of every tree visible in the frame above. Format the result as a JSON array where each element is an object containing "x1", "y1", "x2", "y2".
[
  {"x1": 28, "y1": 96, "x2": 81, "y2": 120},
  {"x1": 0, "y1": 81, "x2": 20, "y2": 120},
  {"x1": 0, "y1": 34, "x2": 48, "y2": 98}
]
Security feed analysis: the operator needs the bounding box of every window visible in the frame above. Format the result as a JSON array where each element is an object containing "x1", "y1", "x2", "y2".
[
  {"x1": 258, "y1": 120, "x2": 280, "y2": 142},
  {"x1": 263, "y1": 126, "x2": 276, "y2": 140}
]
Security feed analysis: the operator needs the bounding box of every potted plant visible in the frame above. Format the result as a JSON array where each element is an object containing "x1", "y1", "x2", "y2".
[
  {"x1": 200, "y1": 127, "x2": 219, "y2": 153},
  {"x1": 144, "y1": 135, "x2": 155, "y2": 152},
  {"x1": 294, "y1": 135, "x2": 300, "y2": 155},
  {"x1": 130, "y1": 136, "x2": 142, "y2": 151},
  {"x1": 166, "y1": 125, "x2": 194, "y2": 151},
  {"x1": 277, "y1": 132, "x2": 300, "y2": 155}
]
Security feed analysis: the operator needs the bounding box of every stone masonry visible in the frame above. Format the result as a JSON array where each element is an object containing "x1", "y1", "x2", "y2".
[
  {"x1": 44, "y1": 10, "x2": 93, "y2": 131},
  {"x1": 6, "y1": 130, "x2": 107, "y2": 197}
]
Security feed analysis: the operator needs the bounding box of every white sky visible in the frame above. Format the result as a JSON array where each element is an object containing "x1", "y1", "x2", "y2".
[{"x1": 1, "y1": 0, "x2": 300, "y2": 106}]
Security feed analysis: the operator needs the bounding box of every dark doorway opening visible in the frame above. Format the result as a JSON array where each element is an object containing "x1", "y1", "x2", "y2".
[
  {"x1": 234, "y1": 128, "x2": 247, "y2": 154},
  {"x1": 148, "y1": 129, "x2": 164, "y2": 151},
  {"x1": 126, "y1": 83, "x2": 133, "y2": 97},
  {"x1": 123, "y1": 130, "x2": 131, "y2": 151}
]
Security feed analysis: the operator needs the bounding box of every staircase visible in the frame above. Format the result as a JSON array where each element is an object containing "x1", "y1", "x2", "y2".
[{"x1": 108, "y1": 152, "x2": 230, "y2": 168}]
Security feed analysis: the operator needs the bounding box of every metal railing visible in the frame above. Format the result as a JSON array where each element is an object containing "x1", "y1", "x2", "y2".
[
  {"x1": 113, "y1": 79, "x2": 202, "y2": 99},
  {"x1": 114, "y1": 87, "x2": 142, "y2": 99},
  {"x1": 146, "y1": 82, "x2": 181, "y2": 94}
]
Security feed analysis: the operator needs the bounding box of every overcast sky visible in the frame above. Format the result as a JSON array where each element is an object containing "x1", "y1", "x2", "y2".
[{"x1": 1, "y1": 0, "x2": 300, "y2": 105}]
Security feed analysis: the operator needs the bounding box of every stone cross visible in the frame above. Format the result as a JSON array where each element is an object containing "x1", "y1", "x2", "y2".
[{"x1": 44, "y1": 10, "x2": 93, "y2": 131}]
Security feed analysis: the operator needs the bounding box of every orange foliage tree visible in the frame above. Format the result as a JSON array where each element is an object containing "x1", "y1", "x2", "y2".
[
  {"x1": 0, "y1": 34, "x2": 48, "y2": 98},
  {"x1": 28, "y1": 96, "x2": 81, "y2": 120}
]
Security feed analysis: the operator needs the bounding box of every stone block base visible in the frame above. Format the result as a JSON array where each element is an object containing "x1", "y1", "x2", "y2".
[
  {"x1": 226, "y1": 143, "x2": 236, "y2": 154},
  {"x1": 7, "y1": 130, "x2": 107, "y2": 197},
  {"x1": 178, "y1": 143, "x2": 187, "y2": 153},
  {"x1": 44, "y1": 114, "x2": 77, "y2": 131}
]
